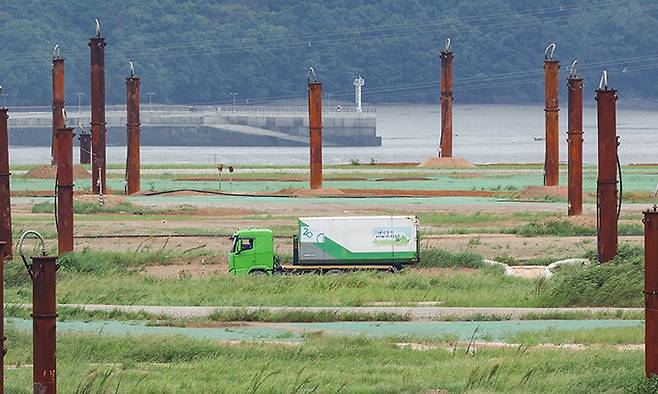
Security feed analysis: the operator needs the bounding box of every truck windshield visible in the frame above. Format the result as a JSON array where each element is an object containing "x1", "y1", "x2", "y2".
[{"x1": 230, "y1": 236, "x2": 239, "y2": 253}]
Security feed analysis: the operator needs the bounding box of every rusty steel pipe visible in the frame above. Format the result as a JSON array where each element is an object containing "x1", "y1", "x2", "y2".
[
  {"x1": 0, "y1": 241, "x2": 5, "y2": 393},
  {"x1": 308, "y1": 82, "x2": 323, "y2": 190},
  {"x1": 567, "y1": 75, "x2": 583, "y2": 216},
  {"x1": 544, "y1": 59, "x2": 560, "y2": 186},
  {"x1": 56, "y1": 127, "x2": 74, "y2": 254},
  {"x1": 440, "y1": 50, "x2": 453, "y2": 158},
  {"x1": 596, "y1": 87, "x2": 618, "y2": 263},
  {"x1": 51, "y1": 57, "x2": 65, "y2": 166},
  {"x1": 0, "y1": 108, "x2": 11, "y2": 260},
  {"x1": 32, "y1": 255, "x2": 58, "y2": 394},
  {"x1": 79, "y1": 133, "x2": 91, "y2": 164},
  {"x1": 644, "y1": 208, "x2": 658, "y2": 377},
  {"x1": 89, "y1": 36, "x2": 107, "y2": 195},
  {"x1": 126, "y1": 76, "x2": 141, "y2": 195}
]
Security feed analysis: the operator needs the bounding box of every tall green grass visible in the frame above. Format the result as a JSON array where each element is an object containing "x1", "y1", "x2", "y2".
[
  {"x1": 2, "y1": 328, "x2": 649, "y2": 393},
  {"x1": 539, "y1": 244, "x2": 644, "y2": 307},
  {"x1": 419, "y1": 248, "x2": 483, "y2": 268},
  {"x1": 4, "y1": 264, "x2": 534, "y2": 307},
  {"x1": 506, "y1": 220, "x2": 643, "y2": 237}
]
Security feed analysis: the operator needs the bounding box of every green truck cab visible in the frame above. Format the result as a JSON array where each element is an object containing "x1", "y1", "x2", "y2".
[{"x1": 228, "y1": 229, "x2": 275, "y2": 275}]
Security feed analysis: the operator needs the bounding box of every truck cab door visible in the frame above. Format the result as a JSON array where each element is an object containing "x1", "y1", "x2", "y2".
[{"x1": 233, "y1": 238, "x2": 256, "y2": 275}]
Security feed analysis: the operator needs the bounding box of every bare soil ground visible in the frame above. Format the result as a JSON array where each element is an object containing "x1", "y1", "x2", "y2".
[
  {"x1": 517, "y1": 186, "x2": 568, "y2": 200},
  {"x1": 24, "y1": 165, "x2": 91, "y2": 179}
]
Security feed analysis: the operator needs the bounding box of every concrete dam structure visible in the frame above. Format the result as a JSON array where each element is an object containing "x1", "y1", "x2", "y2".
[{"x1": 7, "y1": 105, "x2": 380, "y2": 147}]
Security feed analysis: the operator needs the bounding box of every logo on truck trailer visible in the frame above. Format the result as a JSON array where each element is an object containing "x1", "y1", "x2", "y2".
[
  {"x1": 372, "y1": 227, "x2": 412, "y2": 246},
  {"x1": 300, "y1": 226, "x2": 325, "y2": 243}
]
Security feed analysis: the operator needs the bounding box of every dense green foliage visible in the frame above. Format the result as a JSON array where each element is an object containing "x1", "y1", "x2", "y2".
[
  {"x1": 539, "y1": 244, "x2": 644, "y2": 307},
  {"x1": 2, "y1": 1, "x2": 658, "y2": 106}
]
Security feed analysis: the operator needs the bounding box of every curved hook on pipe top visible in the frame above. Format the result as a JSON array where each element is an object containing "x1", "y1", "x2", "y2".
[
  {"x1": 307, "y1": 67, "x2": 318, "y2": 83},
  {"x1": 544, "y1": 43, "x2": 556, "y2": 60},
  {"x1": 94, "y1": 18, "x2": 101, "y2": 37},
  {"x1": 599, "y1": 70, "x2": 608, "y2": 90},
  {"x1": 18, "y1": 230, "x2": 47, "y2": 258},
  {"x1": 52, "y1": 44, "x2": 60, "y2": 59},
  {"x1": 443, "y1": 38, "x2": 451, "y2": 52},
  {"x1": 128, "y1": 61, "x2": 135, "y2": 78},
  {"x1": 569, "y1": 60, "x2": 578, "y2": 78},
  {"x1": 653, "y1": 182, "x2": 658, "y2": 210},
  {"x1": 61, "y1": 108, "x2": 68, "y2": 126}
]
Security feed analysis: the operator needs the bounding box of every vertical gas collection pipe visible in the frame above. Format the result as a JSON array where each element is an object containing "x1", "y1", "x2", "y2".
[
  {"x1": 0, "y1": 241, "x2": 5, "y2": 393},
  {"x1": 79, "y1": 133, "x2": 91, "y2": 164},
  {"x1": 0, "y1": 107, "x2": 11, "y2": 260},
  {"x1": 56, "y1": 127, "x2": 74, "y2": 254},
  {"x1": 644, "y1": 207, "x2": 658, "y2": 377},
  {"x1": 596, "y1": 83, "x2": 618, "y2": 263},
  {"x1": 51, "y1": 54, "x2": 65, "y2": 166},
  {"x1": 32, "y1": 255, "x2": 58, "y2": 394},
  {"x1": 308, "y1": 81, "x2": 323, "y2": 190},
  {"x1": 567, "y1": 70, "x2": 583, "y2": 216},
  {"x1": 89, "y1": 33, "x2": 107, "y2": 195},
  {"x1": 544, "y1": 49, "x2": 560, "y2": 186},
  {"x1": 126, "y1": 75, "x2": 141, "y2": 195},
  {"x1": 439, "y1": 46, "x2": 453, "y2": 158}
]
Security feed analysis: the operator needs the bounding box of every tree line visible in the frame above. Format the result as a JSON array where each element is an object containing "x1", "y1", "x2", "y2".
[{"x1": 0, "y1": 0, "x2": 657, "y2": 106}]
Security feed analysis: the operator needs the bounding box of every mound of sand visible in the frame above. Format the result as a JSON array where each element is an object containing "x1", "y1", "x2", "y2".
[
  {"x1": 516, "y1": 186, "x2": 568, "y2": 200},
  {"x1": 292, "y1": 188, "x2": 346, "y2": 197},
  {"x1": 25, "y1": 165, "x2": 91, "y2": 179},
  {"x1": 418, "y1": 157, "x2": 476, "y2": 169}
]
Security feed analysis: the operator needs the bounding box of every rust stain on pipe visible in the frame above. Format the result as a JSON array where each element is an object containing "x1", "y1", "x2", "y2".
[
  {"x1": 126, "y1": 76, "x2": 141, "y2": 195},
  {"x1": 596, "y1": 87, "x2": 618, "y2": 263},
  {"x1": 544, "y1": 59, "x2": 560, "y2": 186},
  {"x1": 89, "y1": 36, "x2": 107, "y2": 195},
  {"x1": 567, "y1": 75, "x2": 583, "y2": 216},
  {"x1": 51, "y1": 57, "x2": 65, "y2": 166},
  {"x1": 32, "y1": 255, "x2": 58, "y2": 394},
  {"x1": 0, "y1": 108, "x2": 11, "y2": 260},
  {"x1": 644, "y1": 208, "x2": 658, "y2": 377},
  {"x1": 56, "y1": 127, "x2": 74, "y2": 254},
  {"x1": 78, "y1": 133, "x2": 91, "y2": 164},
  {"x1": 308, "y1": 82, "x2": 323, "y2": 190},
  {"x1": 440, "y1": 50, "x2": 453, "y2": 158}
]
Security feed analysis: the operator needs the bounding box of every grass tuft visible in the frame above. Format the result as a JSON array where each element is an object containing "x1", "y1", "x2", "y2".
[{"x1": 419, "y1": 248, "x2": 483, "y2": 268}]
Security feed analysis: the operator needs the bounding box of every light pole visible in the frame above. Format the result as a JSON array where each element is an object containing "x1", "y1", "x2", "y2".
[
  {"x1": 76, "y1": 92, "x2": 85, "y2": 114},
  {"x1": 230, "y1": 92, "x2": 238, "y2": 107},
  {"x1": 146, "y1": 92, "x2": 155, "y2": 112},
  {"x1": 0, "y1": 92, "x2": 8, "y2": 108}
]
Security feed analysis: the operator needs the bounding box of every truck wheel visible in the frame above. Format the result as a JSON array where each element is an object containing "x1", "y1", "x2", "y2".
[
  {"x1": 325, "y1": 269, "x2": 343, "y2": 275},
  {"x1": 250, "y1": 270, "x2": 267, "y2": 276}
]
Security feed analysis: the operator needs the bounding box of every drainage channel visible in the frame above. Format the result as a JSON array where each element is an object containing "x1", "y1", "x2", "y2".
[{"x1": 5, "y1": 318, "x2": 642, "y2": 343}]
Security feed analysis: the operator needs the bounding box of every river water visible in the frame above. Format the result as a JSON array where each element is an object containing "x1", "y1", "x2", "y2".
[{"x1": 8, "y1": 104, "x2": 658, "y2": 165}]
